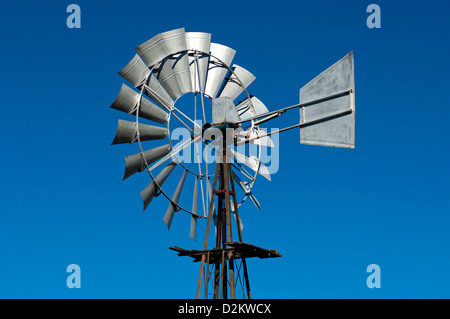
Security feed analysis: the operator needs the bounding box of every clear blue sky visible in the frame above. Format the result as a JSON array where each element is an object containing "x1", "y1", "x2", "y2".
[{"x1": 1, "y1": 0, "x2": 449, "y2": 298}]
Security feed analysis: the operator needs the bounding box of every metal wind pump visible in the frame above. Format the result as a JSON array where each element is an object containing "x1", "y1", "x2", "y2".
[{"x1": 109, "y1": 28, "x2": 355, "y2": 299}]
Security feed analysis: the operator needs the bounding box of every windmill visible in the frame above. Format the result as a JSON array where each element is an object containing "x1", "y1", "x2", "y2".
[{"x1": 109, "y1": 28, "x2": 355, "y2": 299}]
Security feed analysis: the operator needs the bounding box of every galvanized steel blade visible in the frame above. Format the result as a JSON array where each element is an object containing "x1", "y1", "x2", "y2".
[
  {"x1": 192, "y1": 175, "x2": 199, "y2": 215},
  {"x1": 163, "y1": 169, "x2": 188, "y2": 229},
  {"x1": 136, "y1": 28, "x2": 192, "y2": 98},
  {"x1": 218, "y1": 64, "x2": 256, "y2": 101},
  {"x1": 143, "y1": 72, "x2": 174, "y2": 109},
  {"x1": 204, "y1": 43, "x2": 236, "y2": 99},
  {"x1": 189, "y1": 214, "x2": 198, "y2": 240},
  {"x1": 299, "y1": 51, "x2": 355, "y2": 149},
  {"x1": 140, "y1": 161, "x2": 177, "y2": 211},
  {"x1": 110, "y1": 84, "x2": 168, "y2": 124},
  {"x1": 111, "y1": 120, "x2": 167, "y2": 145},
  {"x1": 236, "y1": 96, "x2": 269, "y2": 121},
  {"x1": 118, "y1": 55, "x2": 173, "y2": 108},
  {"x1": 231, "y1": 162, "x2": 255, "y2": 181},
  {"x1": 150, "y1": 52, "x2": 192, "y2": 99},
  {"x1": 119, "y1": 54, "x2": 151, "y2": 88},
  {"x1": 248, "y1": 193, "x2": 260, "y2": 210},
  {"x1": 149, "y1": 135, "x2": 200, "y2": 172},
  {"x1": 185, "y1": 32, "x2": 211, "y2": 94},
  {"x1": 231, "y1": 170, "x2": 251, "y2": 193},
  {"x1": 136, "y1": 28, "x2": 188, "y2": 67},
  {"x1": 230, "y1": 149, "x2": 271, "y2": 181},
  {"x1": 250, "y1": 130, "x2": 274, "y2": 148},
  {"x1": 232, "y1": 170, "x2": 261, "y2": 210},
  {"x1": 189, "y1": 175, "x2": 199, "y2": 240},
  {"x1": 235, "y1": 127, "x2": 275, "y2": 148},
  {"x1": 230, "y1": 201, "x2": 244, "y2": 232},
  {"x1": 123, "y1": 144, "x2": 171, "y2": 181}
]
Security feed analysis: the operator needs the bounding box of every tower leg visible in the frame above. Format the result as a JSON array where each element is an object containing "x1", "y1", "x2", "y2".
[
  {"x1": 196, "y1": 163, "x2": 220, "y2": 299},
  {"x1": 195, "y1": 148, "x2": 252, "y2": 299},
  {"x1": 222, "y1": 156, "x2": 236, "y2": 299},
  {"x1": 228, "y1": 162, "x2": 251, "y2": 299}
]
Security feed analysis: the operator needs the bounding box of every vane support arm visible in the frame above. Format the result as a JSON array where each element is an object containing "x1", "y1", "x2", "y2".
[
  {"x1": 234, "y1": 88, "x2": 354, "y2": 146},
  {"x1": 235, "y1": 88, "x2": 353, "y2": 126},
  {"x1": 235, "y1": 107, "x2": 353, "y2": 146}
]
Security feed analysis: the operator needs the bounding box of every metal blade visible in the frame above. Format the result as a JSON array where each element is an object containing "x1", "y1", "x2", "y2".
[
  {"x1": 235, "y1": 127, "x2": 274, "y2": 148},
  {"x1": 189, "y1": 175, "x2": 199, "y2": 240},
  {"x1": 119, "y1": 54, "x2": 150, "y2": 88},
  {"x1": 229, "y1": 200, "x2": 244, "y2": 231},
  {"x1": 230, "y1": 208, "x2": 244, "y2": 231},
  {"x1": 230, "y1": 149, "x2": 271, "y2": 181},
  {"x1": 151, "y1": 52, "x2": 192, "y2": 98},
  {"x1": 190, "y1": 214, "x2": 198, "y2": 240},
  {"x1": 192, "y1": 175, "x2": 199, "y2": 215},
  {"x1": 111, "y1": 120, "x2": 167, "y2": 145},
  {"x1": 232, "y1": 170, "x2": 250, "y2": 193},
  {"x1": 186, "y1": 32, "x2": 211, "y2": 94},
  {"x1": 204, "y1": 43, "x2": 236, "y2": 99},
  {"x1": 136, "y1": 28, "x2": 191, "y2": 98},
  {"x1": 245, "y1": 128, "x2": 274, "y2": 148},
  {"x1": 123, "y1": 144, "x2": 171, "y2": 180},
  {"x1": 119, "y1": 55, "x2": 173, "y2": 108},
  {"x1": 218, "y1": 64, "x2": 255, "y2": 101},
  {"x1": 248, "y1": 194, "x2": 260, "y2": 210},
  {"x1": 110, "y1": 84, "x2": 169, "y2": 124},
  {"x1": 136, "y1": 28, "x2": 188, "y2": 67},
  {"x1": 235, "y1": 96, "x2": 269, "y2": 121},
  {"x1": 140, "y1": 161, "x2": 177, "y2": 211},
  {"x1": 232, "y1": 170, "x2": 261, "y2": 210},
  {"x1": 143, "y1": 72, "x2": 174, "y2": 109},
  {"x1": 163, "y1": 169, "x2": 188, "y2": 229},
  {"x1": 299, "y1": 51, "x2": 355, "y2": 149}
]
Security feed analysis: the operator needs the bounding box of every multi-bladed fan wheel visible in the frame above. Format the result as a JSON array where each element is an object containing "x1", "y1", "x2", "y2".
[{"x1": 110, "y1": 28, "x2": 273, "y2": 239}]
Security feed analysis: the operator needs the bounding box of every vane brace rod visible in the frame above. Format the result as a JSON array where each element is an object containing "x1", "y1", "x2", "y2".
[
  {"x1": 235, "y1": 108, "x2": 353, "y2": 146},
  {"x1": 253, "y1": 112, "x2": 283, "y2": 126},
  {"x1": 235, "y1": 88, "x2": 353, "y2": 125}
]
